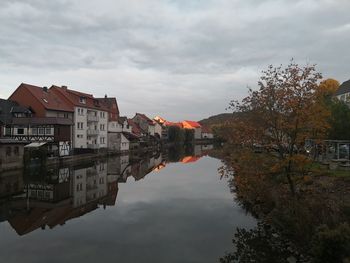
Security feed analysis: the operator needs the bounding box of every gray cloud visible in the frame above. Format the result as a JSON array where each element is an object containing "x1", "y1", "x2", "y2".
[{"x1": 0, "y1": 0, "x2": 349, "y2": 120}]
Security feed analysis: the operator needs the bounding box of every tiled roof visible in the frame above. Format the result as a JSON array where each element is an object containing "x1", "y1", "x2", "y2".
[
  {"x1": 0, "y1": 99, "x2": 31, "y2": 124},
  {"x1": 50, "y1": 85, "x2": 109, "y2": 111},
  {"x1": 136, "y1": 113, "x2": 154, "y2": 125},
  {"x1": 164, "y1": 121, "x2": 183, "y2": 128},
  {"x1": 183, "y1": 120, "x2": 201, "y2": 129},
  {"x1": 128, "y1": 119, "x2": 143, "y2": 136},
  {"x1": 14, "y1": 83, "x2": 73, "y2": 112},
  {"x1": 335, "y1": 79, "x2": 350, "y2": 96}
]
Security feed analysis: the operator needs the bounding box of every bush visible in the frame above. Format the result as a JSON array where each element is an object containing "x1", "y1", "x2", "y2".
[{"x1": 311, "y1": 223, "x2": 350, "y2": 263}]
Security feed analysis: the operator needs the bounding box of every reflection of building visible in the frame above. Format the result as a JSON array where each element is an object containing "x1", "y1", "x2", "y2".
[
  {"x1": 0, "y1": 139, "x2": 26, "y2": 172},
  {"x1": 0, "y1": 160, "x2": 118, "y2": 236}
]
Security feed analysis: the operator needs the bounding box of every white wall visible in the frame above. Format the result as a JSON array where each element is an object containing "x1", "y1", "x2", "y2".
[
  {"x1": 74, "y1": 107, "x2": 87, "y2": 148},
  {"x1": 154, "y1": 123, "x2": 162, "y2": 137}
]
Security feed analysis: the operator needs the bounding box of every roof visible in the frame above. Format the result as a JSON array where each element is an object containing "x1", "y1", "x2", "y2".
[
  {"x1": 96, "y1": 97, "x2": 119, "y2": 120},
  {"x1": 335, "y1": 79, "x2": 350, "y2": 96},
  {"x1": 122, "y1": 132, "x2": 139, "y2": 141},
  {"x1": 135, "y1": 113, "x2": 154, "y2": 125},
  {"x1": 128, "y1": 119, "x2": 143, "y2": 137},
  {"x1": 183, "y1": 120, "x2": 201, "y2": 129},
  {"x1": 50, "y1": 85, "x2": 109, "y2": 111},
  {"x1": 154, "y1": 116, "x2": 166, "y2": 124},
  {"x1": 164, "y1": 121, "x2": 183, "y2": 128},
  {"x1": 118, "y1": 116, "x2": 128, "y2": 125},
  {"x1": 12, "y1": 83, "x2": 73, "y2": 112},
  {"x1": 24, "y1": 142, "x2": 47, "y2": 148},
  {"x1": 0, "y1": 99, "x2": 31, "y2": 124}
]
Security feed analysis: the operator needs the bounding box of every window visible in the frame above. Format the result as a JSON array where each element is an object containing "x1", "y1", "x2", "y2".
[
  {"x1": 100, "y1": 137, "x2": 105, "y2": 144},
  {"x1": 5, "y1": 127, "x2": 11, "y2": 136},
  {"x1": 77, "y1": 134, "x2": 83, "y2": 139},
  {"x1": 79, "y1": 97, "x2": 86, "y2": 104},
  {"x1": 39, "y1": 128, "x2": 45, "y2": 135},
  {"x1": 100, "y1": 124, "x2": 105, "y2": 131},
  {"x1": 46, "y1": 128, "x2": 52, "y2": 135},
  {"x1": 32, "y1": 128, "x2": 38, "y2": 135},
  {"x1": 17, "y1": 128, "x2": 24, "y2": 135},
  {"x1": 14, "y1": 146, "x2": 19, "y2": 156},
  {"x1": 77, "y1": 122, "x2": 84, "y2": 130},
  {"x1": 6, "y1": 147, "x2": 11, "y2": 156},
  {"x1": 64, "y1": 113, "x2": 69, "y2": 118}
]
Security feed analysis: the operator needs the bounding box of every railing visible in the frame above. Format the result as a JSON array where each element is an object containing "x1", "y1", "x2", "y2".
[
  {"x1": 87, "y1": 129, "x2": 99, "y2": 136},
  {"x1": 87, "y1": 115, "x2": 99, "y2": 122}
]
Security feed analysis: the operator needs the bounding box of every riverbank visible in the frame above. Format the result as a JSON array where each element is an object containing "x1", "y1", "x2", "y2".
[{"x1": 215, "y1": 147, "x2": 350, "y2": 262}]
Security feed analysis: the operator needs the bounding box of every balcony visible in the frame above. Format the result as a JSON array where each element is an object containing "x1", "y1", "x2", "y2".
[
  {"x1": 87, "y1": 115, "x2": 99, "y2": 122},
  {"x1": 87, "y1": 143, "x2": 100, "y2": 149},
  {"x1": 87, "y1": 129, "x2": 99, "y2": 136}
]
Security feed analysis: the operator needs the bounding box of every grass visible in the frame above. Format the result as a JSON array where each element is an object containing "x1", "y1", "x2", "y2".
[{"x1": 308, "y1": 162, "x2": 350, "y2": 178}]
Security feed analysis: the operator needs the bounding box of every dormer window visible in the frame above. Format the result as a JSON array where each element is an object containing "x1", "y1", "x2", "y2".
[{"x1": 79, "y1": 97, "x2": 86, "y2": 104}]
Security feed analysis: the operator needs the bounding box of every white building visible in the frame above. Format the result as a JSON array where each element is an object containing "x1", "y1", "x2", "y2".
[
  {"x1": 335, "y1": 80, "x2": 350, "y2": 105},
  {"x1": 50, "y1": 86, "x2": 109, "y2": 150}
]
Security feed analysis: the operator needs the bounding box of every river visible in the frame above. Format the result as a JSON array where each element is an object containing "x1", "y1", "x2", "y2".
[{"x1": 0, "y1": 148, "x2": 256, "y2": 263}]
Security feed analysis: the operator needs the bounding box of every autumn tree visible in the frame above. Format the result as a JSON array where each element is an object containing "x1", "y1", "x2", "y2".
[{"x1": 229, "y1": 61, "x2": 330, "y2": 194}]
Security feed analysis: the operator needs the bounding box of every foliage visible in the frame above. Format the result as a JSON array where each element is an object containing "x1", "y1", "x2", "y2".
[
  {"x1": 220, "y1": 223, "x2": 308, "y2": 263},
  {"x1": 311, "y1": 223, "x2": 350, "y2": 263},
  {"x1": 228, "y1": 61, "x2": 329, "y2": 193},
  {"x1": 184, "y1": 128, "x2": 194, "y2": 143},
  {"x1": 167, "y1": 126, "x2": 185, "y2": 143},
  {"x1": 327, "y1": 100, "x2": 350, "y2": 140}
]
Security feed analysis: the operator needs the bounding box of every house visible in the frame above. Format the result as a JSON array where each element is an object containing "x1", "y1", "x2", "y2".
[
  {"x1": 201, "y1": 126, "x2": 214, "y2": 139},
  {"x1": 7, "y1": 84, "x2": 74, "y2": 155},
  {"x1": 132, "y1": 113, "x2": 155, "y2": 137},
  {"x1": 96, "y1": 96, "x2": 130, "y2": 152},
  {"x1": 128, "y1": 118, "x2": 146, "y2": 137},
  {"x1": 335, "y1": 79, "x2": 350, "y2": 105},
  {"x1": 50, "y1": 85, "x2": 109, "y2": 150},
  {"x1": 153, "y1": 121, "x2": 163, "y2": 139},
  {"x1": 182, "y1": 120, "x2": 202, "y2": 139}
]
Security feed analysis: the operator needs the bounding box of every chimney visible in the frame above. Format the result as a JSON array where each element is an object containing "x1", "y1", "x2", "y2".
[
  {"x1": 43, "y1": 86, "x2": 48, "y2": 92},
  {"x1": 61, "y1": 85, "x2": 67, "y2": 90},
  {"x1": 104, "y1": 94, "x2": 107, "y2": 99}
]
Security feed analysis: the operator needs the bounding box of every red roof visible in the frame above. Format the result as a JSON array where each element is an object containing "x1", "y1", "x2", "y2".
[
  {"x1": 182, "y1": 120, "x2": 201, "y2": 129},
  {"x1": 10, "y1": 83, "x2": 73, "y2": 112},
  {"x1": 164, "y1": 121, "x2": 183, "y2": 128},
  {"x1": 50, "y1": 85, "x2": 109, "y2": 111},
  {"x1": 135, "y1": 113, "x2": 154, "y2": 125},
  {"x1": 128, "y1": 119, "x2": 143, "y2": 137},
  {"x1": 96, "y1": 97, "x2": 119, "y2": 121}
]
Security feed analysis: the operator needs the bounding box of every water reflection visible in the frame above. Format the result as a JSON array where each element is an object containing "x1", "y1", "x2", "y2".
[{"x1": 0, "y1": 145, "x2": 214, "y2": 236}]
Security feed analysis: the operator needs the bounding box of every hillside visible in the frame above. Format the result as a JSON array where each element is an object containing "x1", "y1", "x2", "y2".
[{"x1": 199, "y1": 113, "x2": 235, "y2": 128}]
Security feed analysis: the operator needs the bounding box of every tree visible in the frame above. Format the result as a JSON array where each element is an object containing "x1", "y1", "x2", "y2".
[
  {"x1": 328, "y1": 100, "x2": 350, "y2": 140},
  {"x1": 229, "y1": 61, "x2": 329, "y2": 194}
]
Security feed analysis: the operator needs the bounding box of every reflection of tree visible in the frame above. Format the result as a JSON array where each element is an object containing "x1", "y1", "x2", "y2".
[{"x1": 220, "y1": 222, "x2": 307, "y2": 263}]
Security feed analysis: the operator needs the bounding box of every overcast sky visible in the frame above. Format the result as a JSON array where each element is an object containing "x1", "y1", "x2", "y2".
[{"x1": 0, "y1": 0, "x2": 349, "y2": 121}]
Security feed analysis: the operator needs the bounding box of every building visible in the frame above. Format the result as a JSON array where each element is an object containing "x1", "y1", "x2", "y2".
[
  {"x1": 7, "y1": 85, "x2": 74, "y2": 155},
  {"x1": 132, "y1": 113, "x2": 155, "y2": 137},
  {"x1": 335, "y1": 79, "x2": 350, "y2": 105},
  {"x1": 182, "y1": 120, "x2": 202, "y2": 139},
  {"x1": 201, "y1": 126, "x2": 214, "y2": 139},
  {"x1": 50, "y1": 85, "x2": 109, "y2": 150}
]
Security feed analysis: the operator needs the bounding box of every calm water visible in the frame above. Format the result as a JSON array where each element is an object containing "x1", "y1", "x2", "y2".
[{"x1": 0, "y1": 150, "x2": 256, "y2": 263}]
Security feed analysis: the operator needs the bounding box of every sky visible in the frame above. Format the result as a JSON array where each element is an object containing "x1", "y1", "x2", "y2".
[{"x1": 0, "y1": 0, "x2": 349, "y2": 121}]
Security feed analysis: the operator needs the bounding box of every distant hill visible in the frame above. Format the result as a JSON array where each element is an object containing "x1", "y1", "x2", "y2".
[{"x1": 199, "y1": 113, "x2": 235, "y2": 128}]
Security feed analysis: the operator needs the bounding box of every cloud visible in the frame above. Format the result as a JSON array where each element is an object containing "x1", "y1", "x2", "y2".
[{"x1": 0, "y1": 0, "x2": 349, "y2": 120}]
